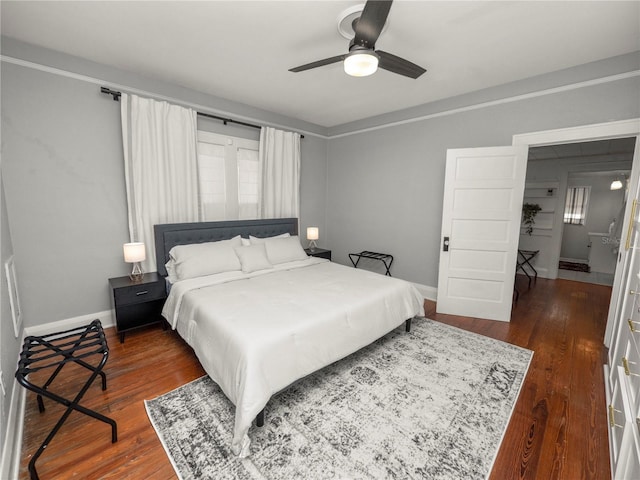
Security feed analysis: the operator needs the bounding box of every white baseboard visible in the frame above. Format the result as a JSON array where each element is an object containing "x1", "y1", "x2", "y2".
[
  {"x1": 2, "y1": 310, "x2": 115, "y2": 478},
  {"x1": 412, "y1": 282, "x2": 437, "y2": 302},
  {"x1": 1, "y1": 371, "x2": 26, "y2": 480},
  {"x1": 24, "y1": 310, "x2": 115, "y2": 337}
]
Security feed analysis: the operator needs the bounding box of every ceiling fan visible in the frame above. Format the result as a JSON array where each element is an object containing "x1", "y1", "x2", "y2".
[{"x1": 289, "y1": 0, "x2": 426, "y2": 79}]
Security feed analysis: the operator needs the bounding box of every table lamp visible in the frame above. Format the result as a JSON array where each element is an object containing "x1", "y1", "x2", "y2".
[
  {"x1": 307, "y1": 227, "x2": 319, "y2": 251},
  {"x1": 123, "y1": 242, "x2": 145, "y2": 282}
]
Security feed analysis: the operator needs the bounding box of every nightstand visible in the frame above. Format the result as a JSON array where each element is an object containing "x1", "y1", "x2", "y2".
[
  {"x1": 305, "y1": 248, "x2": 332, "y2": 261},
  {"x1": 108, "y1": 272, "x2": 167, "y2": 343}
]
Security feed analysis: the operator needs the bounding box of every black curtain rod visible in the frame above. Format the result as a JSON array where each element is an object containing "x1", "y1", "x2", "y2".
[{"x1": 100, "y1": 87, "x2": 303, "y2": 138}]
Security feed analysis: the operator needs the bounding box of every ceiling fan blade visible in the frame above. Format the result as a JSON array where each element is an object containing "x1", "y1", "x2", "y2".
[
  {"x1": 289, "y1": 55, "x2": 346, "y2": 73},
  {"x1": 353, "y1": 0, "x2": 393, "y2": 48},
  {"x1": 377, "y1": 50, "x2": 426, "y2": 79}
]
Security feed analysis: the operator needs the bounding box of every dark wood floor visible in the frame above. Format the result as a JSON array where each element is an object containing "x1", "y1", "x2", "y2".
[{"x1": 19, "y1": 276, "x2": 611, "y2": 479}]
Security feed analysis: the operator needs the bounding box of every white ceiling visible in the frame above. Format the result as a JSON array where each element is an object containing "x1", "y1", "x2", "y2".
[{"x1": 1, "y1": 1, "x2": 639, "y2": 127}]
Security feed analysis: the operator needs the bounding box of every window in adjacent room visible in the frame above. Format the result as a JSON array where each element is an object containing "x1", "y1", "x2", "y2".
[
  {"x1": 563, "y1": 186, "x2": 590, "y2": 225},
  {"x1": 197, "y1": 131, "x2": 259, "y2": 221}
]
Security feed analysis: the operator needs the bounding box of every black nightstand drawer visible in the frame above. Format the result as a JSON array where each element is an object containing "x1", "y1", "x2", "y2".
[{"x1": 114, "y1": 280, "x2": 165, "y2": 305}]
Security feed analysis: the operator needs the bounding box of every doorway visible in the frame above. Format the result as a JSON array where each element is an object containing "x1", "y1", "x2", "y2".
[
  {"x1": 512, "y1": 118, "x2": 640, "y2": 348},
  {"x1": 523, "y1": 138, "x2": 636, "y2": 286}
]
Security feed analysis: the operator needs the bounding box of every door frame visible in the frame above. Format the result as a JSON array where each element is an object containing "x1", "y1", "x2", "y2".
[{"x1": 512, "y1": 118, "x2": 640, "y2": 348}]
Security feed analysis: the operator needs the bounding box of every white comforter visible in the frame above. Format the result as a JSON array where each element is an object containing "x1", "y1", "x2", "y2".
[{"x1": 162, "y1": 257, "x2": 425, "y2": 457}]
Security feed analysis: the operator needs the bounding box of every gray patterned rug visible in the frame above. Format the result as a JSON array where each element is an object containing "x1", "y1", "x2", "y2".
[{"x1": 145, "y1": 318, "x2": 532, "y2": 479}]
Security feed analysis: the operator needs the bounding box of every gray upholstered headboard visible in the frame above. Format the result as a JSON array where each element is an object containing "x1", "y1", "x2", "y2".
[{"x1": 154, "y1": 218, "x2": 299, "y2": 277}]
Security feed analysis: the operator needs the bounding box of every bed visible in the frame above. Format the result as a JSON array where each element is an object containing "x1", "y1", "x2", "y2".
[{"x1": 154, "y1": 218, "x2": 425, "y2": 457}]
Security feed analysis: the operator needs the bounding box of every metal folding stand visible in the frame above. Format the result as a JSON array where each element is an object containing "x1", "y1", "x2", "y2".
[
  {"x1": 15, "y1": 319, "x2": 117, "y2": 480},
  {"x1": 517, "y1": 249, "x2": 540, "y2": 288},
  {"x1": 514, "y1": 249, "x2": 540, "y2": 304},
  {"x1": 349, "y1": 250, "x2": 394, "y2": 276}
]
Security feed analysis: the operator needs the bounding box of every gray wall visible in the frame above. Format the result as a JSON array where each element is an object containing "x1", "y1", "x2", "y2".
[
  {"x1": 2, "y1": 37, "x2": 639, "y2": 323},
  {"x1": 325, "y1": 53, "x2": 640, "y2": 287},
  {"x1": 1, "y1": 38, "x2": 329, "y2": 329}
]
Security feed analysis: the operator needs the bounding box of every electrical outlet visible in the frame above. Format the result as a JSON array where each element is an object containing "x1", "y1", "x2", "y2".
[{"x1": 0, "y1": 370, "x2": 6, "y2": 397}]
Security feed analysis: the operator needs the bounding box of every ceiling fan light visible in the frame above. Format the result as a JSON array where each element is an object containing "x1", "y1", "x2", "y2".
[
  {"x1": 344, "y1": 51, "x2": 379, "y2": 77},
  {"x1": 611, "y1": 179, "x2": 623, "y2": 190}
]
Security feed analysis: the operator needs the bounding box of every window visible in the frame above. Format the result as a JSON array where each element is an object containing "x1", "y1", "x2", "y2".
[
  {"x1": 197, "y1": 131, "x2": 260, "y2": 221},
  {"x1": 237, "y1": 147, "x2": 259, "y2": 219},
  {"x1": 563, "y1": 186, "x2": 590, "y2": 225},
  {"x1": 197, "y1": 141, "x2": 227, "y2": 220}
]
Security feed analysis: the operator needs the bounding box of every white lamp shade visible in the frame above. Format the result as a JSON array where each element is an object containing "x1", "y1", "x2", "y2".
[
  {"x1": 307, "y1": 227, "x2": 319, "y2": 241},
  {"x1": 610, "y1": 180, "x2": 623, "y2": 190},
  {"x1": 123, "y1": 242, "x2": 146, "y2": 263},
  {"x1": 344, "y1": 51, "x2": 379, "y2": 77}
]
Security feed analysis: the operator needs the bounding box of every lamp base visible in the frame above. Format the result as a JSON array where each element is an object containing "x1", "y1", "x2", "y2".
[
  {"x1": 308, "y1": 240, "x2": 318, "y2": 252},
  {"x1": 129, "y1": 263, "x2": 144, "y2": 283}
]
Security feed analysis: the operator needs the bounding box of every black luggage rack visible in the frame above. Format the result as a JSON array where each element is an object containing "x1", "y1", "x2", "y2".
[
  {"x1": 15, "y1": 319, "x2": 117, "y2": 480},
  {"x1": 349, "y1": 250, "x2": 394, "y2": 276}
]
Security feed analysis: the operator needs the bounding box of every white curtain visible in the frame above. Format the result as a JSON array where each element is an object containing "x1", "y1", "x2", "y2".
[
  {"x1": 258, "y1": 126, "x2": 301, "y2": 219},
  {"x1": 121, "y1": 93, "x2": 200, "y2": 272}
]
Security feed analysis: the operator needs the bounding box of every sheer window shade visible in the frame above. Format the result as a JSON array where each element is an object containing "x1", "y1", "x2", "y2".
[
  {"x1": 564, "y1": 186, "x2": 590, "y2": 225},
  {"x1": 197, "y1": 131, "x2": 259, "y2": 221},
  {"x1": 237, "y1": 147, "x2": 259, "y2": 219},
  {"x1": 197, "y1": 141, "x2": 226, "y2": 221}
]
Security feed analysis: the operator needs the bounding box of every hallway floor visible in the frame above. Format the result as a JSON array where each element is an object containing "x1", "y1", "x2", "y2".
[{"x1": 556, "y1": 268, "x2": 614, "y2": 286}]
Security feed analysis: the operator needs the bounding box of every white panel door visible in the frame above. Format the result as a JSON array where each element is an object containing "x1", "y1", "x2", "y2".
[{"x1": 437, "y1": 146, "x2": 528, "y2": 321}]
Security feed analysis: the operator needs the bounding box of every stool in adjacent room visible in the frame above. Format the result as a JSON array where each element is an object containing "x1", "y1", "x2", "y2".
[
  {"x1": 516, "y1": 249, "x2": 539, "y2": 288},
  {"x1": 15, "y1": 319, "x2": 117, "y2": 480},
  {"x1": 514, "y1": 249, "x2": 539, "y2": 303}
]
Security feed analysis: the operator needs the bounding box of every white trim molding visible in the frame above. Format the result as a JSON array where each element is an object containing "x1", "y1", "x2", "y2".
[
  {"x1": 0, "y1": 55, "x2": 324, "y2": 140},
  {"x1": 513, "y1": 118, "x2": 640, "y2": 147},
  {"x1": 330, "y1": 72, "x2": 640, "y2": 139},
  {"x1": 2, "y1": 54, "x2": 638, "y2": 141},
  {"x1": 0, "y1": 377, "x2": 25, "y2": 480},
  {"x1": 413, "y1": 282, "x2": 437, "y2": 303}
]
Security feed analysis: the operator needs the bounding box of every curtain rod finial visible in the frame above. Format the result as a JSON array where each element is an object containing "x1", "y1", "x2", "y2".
[{"x1": 101, "y1": 86, "x2": 121, "y2": 101}]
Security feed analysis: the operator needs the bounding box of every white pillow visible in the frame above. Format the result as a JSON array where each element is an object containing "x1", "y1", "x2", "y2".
[
  {"x1": 169, "y1": 235, "x2": 242, "y2": 280},
  {"x1": 249, "y1": 232, "x2": 291, "y2": 244},
  {"x1": 241, "y1": 237, "x2": 251, "y2": 246},
  {"x1": 263, "y1": 235, "x2": 308, "y2": 265},
  {"x1": 234, "y1": 244, "x2": 273, "y2": 273},
  {"x1": 165, "y1": 259, "x2": 179, "y2": 284}
]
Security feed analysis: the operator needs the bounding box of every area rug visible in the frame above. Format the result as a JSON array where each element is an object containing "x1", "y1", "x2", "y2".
[
  {"x1": 145, "y1": 318, "x2": 532, "y2": 480},
  {"x1": 559, "y1": 260, "x2": 590, "y2": 272}
]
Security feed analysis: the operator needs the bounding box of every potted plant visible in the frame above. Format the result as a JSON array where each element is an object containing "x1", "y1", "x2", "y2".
[{"x1": 522, "y1": 203, "x2": 542, "y2": 235}]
